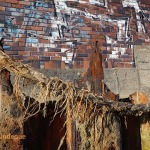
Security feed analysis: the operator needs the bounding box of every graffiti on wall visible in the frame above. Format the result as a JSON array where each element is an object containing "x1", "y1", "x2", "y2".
[{"x1": 0, "y1": 0, "x2": 149, "y2": 68}]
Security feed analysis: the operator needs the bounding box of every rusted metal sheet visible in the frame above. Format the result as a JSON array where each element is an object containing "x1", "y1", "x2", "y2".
[{"x1": 80, "y1": 41, "x2": 118, "y2": 100}]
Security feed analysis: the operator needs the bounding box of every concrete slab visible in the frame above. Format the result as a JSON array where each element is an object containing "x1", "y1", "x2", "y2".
[
  {"x1": 139, "y1": 70, "x2": 150, "y2": 87},
  {"x1": 104, "y1": 68, "x2": 139, "y2": 98},
  {"x1": 134, "y1": 45, "x2": 150, "y2": 70},
  {"x1": 104, "y1": 69, "x2": 119, "y2": 95}
]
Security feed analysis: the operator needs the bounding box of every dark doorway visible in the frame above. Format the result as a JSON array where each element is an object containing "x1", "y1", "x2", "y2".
[
  {"x1": 121, "y1": 115, "x2": 142, "y2": 150},
  {"x1": 24, "y1": 102, "x2": 67, "y2": 150}
]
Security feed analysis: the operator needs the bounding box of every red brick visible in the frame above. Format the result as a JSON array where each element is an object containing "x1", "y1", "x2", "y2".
[
  {"x1": 38, "y1": 39, "x2": 49, "y2": 43},
  {"x1": 44, "y1": 52, "x2": 55, "y2": 57},
  {"x1": 16, "y1": 21, "x2": 24, "y2": 25},
  {"x1": 61, "y1": 62, "x2": 65, "y2": 69},
  {"x1": 60, "y1": 45, "x2": 68, "y2": 49},
  {"x1": 27, "y1": 56, "x2": 39, "y2": 60},
  {"x1": 122, "y1": 58, "x2": 132, "y2": 62},
  {"x1": 76, "y1": 49, "x2": 84, "y2": 53},
  {"x1": 88, "y1": 31, "x2": 97, "y2": 34},
  {"x1": 12, "y1": 37, "x2": 25, "y2": 42},
  {"x1": 83, "y1": 61, "x2": 90, "y2": 69},
  {"x1": 18, "y1": 51, "x2": 30, "y2": 56},
  {"x1": 12, "y1": 42, "x2": 19, "y2": 46},
  {"x1": 114, "y1": 62, "x2": 124, "y2": 68},
  {"x1": 81, "y1": 17, "x2": 91, "y2": 24},
  {"x1": 0, "y1": 6, "x2": 5, "y2": 11},
  {"x1": 133, "y1": 34, "x2": 138, "y2": 42},
  {"x1": 101, "y1": 46, "x2": 107, "y2": 51},
  {"x1": 24, "y1": 26, "x2": 31, "y2": 30},
  {"x1": 19, "y1": 1, "x2": 30, "y2": 5},
  {"x1": 31, "y1": 51, "x2": 44, "y2": 56},
  {"x1": 27, "y1": 47, "x2": 37, "y2": 51},
  {"x1": 6, "y1": 51, "x2": 18, "y2": 55},
  {"x1": 73, "y1": 61, "x2": 84, "y2": 69},
  {"x1": 144, "y1": 42, "x2": 150, "y2": 45},
  {"x1": 81, "y1": 38, "x2": 89, "y2": 42},
  {"x1": 5, "y1": 41, "x2": 13, "y2": 46},
  {"x1": 43, "y1": 8, "x2": 54, "y2": 12},
  {"x1": 36, "y1": 7, "x2": 44, "y2": 11},
  {"x1": 11, "y1": 3, "x2": 24, "y2": 8},
  {"x1": 83, "y1": 57, "x2": 91, "y2": 61},
  {"x1": 6, "y1": 0, "x2": 18, "y2": 3},
  {"x1": 19, "y1": 34, "x2": 27, "y2": 38},
  {"x1": 19, "y1": 42, "x2": 26, "y2": 47},
  {"x1": 102, "y1": 62, "x2": 105, "y2": 68},
  {"x1": 124, "y1": 63, "x2": 133, "y2": 68},
  {"x1": 44, "y1": 61, "x2": 55, "y2": 69},
  {"x1": 107, "y1": 60, "x2": 113, "y2": 68},
  {"x1": 80, "y1": 27, "x2": 92, "y2": 31},
  {"x1": 31, "y1": 26, "x2": 43, "y2": 31},
  {"x1": 47, "y1": 8, "x2": 55, "y2": 12},
  {"x1": 51, "y1": 57, "x2": 61, "y2": 61}
]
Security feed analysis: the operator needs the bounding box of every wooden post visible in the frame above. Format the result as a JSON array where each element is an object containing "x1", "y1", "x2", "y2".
[{"x1": 66, "y1": 103, "x2": 73, "y2": 150}]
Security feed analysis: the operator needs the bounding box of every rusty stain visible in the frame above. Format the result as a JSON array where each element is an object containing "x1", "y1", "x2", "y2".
[
  {"x1": 87, "y1": 41, "x2": 104, "y2": 81},
  {"x1": 82, "y1": 41, "x2": 118, "y2": 100},
  {"x1": 129, "y1": 92, "x2": 149, "y2": 105}
]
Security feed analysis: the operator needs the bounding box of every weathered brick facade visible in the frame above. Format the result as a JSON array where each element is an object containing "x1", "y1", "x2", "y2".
[{"x1": 0, "y1": 0, "x2": 149, "y2": 69}]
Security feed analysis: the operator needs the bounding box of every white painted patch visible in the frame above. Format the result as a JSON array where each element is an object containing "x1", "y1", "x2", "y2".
[
  {"x1": 61, "y1": 48, "x2": 68, "y2": 53},
  {"x1": 122, "y1": 0, "x2": 140, "y2": 12},
  {"x1": 117, "y1": 20, "x2": 126, "y2": 41},
  {"x1": 109, "y1": 54, "x2": 119, "y2": 59},
  {"x1": 120, "y1": 48, "x2": 126, "y2": 55},
  {"x1": 89, "y1": 0, "x2": 108, "y2": 7},
  {"x1": 79, "y1": 0, "x2": 87, "y2": 4},
  {"x1": 44, "y1": 48, "x2": 48, "y2": 52},
  {"x1": 106, "y1": 36, "x2": 117, "y2": 45},
  {"x1": 62, "y1": 57, "x2": 66, "y2": 61},
  {"x1": 112, "y1": 51, "x2": 118, "y2": 55},
  {"x1": 67, "y1": 52, "x2": 73, "y2": 57},
  {"x1": 0, "y1": 24, "x2": 4, "y2": 27},
  {"x1": 106, "y1": 36, "x2": 127, "y2": 59},
  {"x1": 122, "y1": 0, "x2": 146, "y2": 34}
]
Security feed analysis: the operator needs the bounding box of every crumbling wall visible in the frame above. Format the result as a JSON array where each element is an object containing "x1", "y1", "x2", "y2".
[
  {"x1": 0, "y1": 69, "x2": 24, "y2": 150},
  {"x1": 71, "y1": 103, "x2": 122, "y2": 150},
  {"x1": 0, "y1": 48, "x2": 150, "y2": 150}
]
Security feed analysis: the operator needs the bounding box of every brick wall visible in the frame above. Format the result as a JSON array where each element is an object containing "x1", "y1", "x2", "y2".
[{"x1": 0, "y1": 0, "x2": 149, "y2": 69}]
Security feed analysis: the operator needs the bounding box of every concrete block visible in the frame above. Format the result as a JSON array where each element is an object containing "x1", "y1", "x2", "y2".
[
  {"x1": 134, "y1": 45, "x2": 150, "y2": 69},
  {"x1": 104, "y1": 68, "x2": 139, "y2": 98},
  {"x1": 116, "y1": 68, "x2": 139, "y2": 91},
  {"x1": 104, "y1": 68, "x2": 119, "y2": 95},
  {"x1": 139, "y1": 70, "x2": 150, "y2": 87}
]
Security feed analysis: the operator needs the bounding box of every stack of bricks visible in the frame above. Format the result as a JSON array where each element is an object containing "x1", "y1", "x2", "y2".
[{"x1": 0, "y1": 0, "x2": 149, "y2": 69}]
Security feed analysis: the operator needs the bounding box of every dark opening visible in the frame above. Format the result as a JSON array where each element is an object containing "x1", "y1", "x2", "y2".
[
  {"x1": 121, "y1": 115, "x2": 142, "y2": 150},
  {"x1": 23, "y1": 102, "x2": 67, "y2": 150}
]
